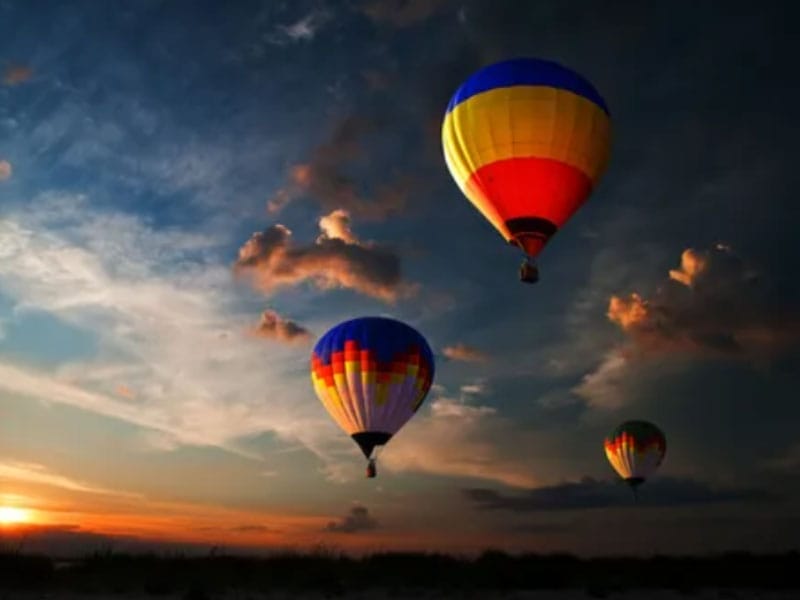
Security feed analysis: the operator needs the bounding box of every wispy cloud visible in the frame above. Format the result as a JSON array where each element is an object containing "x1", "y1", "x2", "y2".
[
  {"x1": 265, "y1": 9, "x2": 332, "y2": 45},
  {"x1": 442, "y1": 343, "x2": 489, "y2": 363},
  {"x1": 234, "y1": 209, "x2": 415, "y2": 303},
  {"x1": 380, "y1": 392, "x2": 539, "y2": 488},
  {"x1": 0, "y1": 160, "x2": 11, "y2": 181},
  {"x1": 0, "y1": 460, "x2": 141, "y2": 499},
  {"x1": 266, "y1": 117, "x2": 410, "y2": 220},
  {"x1": 0, "y1": 195, "x2": 339, "y2": 463},
  {"x1": 571, "y1": 350, "x2": 630, "y2": 410}
]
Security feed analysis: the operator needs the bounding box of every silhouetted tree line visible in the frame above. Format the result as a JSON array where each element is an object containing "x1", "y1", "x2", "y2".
[{"x1": 0, "y1": 548, "x2": 798, "y2": 594}]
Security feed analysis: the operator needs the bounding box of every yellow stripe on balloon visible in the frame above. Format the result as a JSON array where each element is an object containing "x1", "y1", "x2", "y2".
[
  {"x1": 442, "y1": 85, "x2": 612, "y2": 187},
  {"x1": 313, "y1": 377, "x2": 357, "y2": 435}
]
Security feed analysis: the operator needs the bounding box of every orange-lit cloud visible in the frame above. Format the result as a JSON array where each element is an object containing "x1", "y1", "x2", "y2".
[
  {"x1": 266, "y1": 117, "x2": 410, "y2": 219},
  {"x1": 578, "y1": 245, "x2": 800, "y2": 411},
  {"x1": 0, "y1": 160, "x2": 11, "y2": 181},
  {"x1": 317, "y1": 208, "x2": 358, "y2": 244},
  {"x1": 607, "y1": 244, "x2": 800, "y2": 359},
  {"x1": 668, "y1": 248, "x2": 708, "y2": 287},
  {"x1": 250, "y1": 309, "x2": 311, "y2": 344},
  {"x1": 442, "y1": 343, "x2": 490, "y2": 363},
  {"x1": 234, "y1": 210, "x2": 414, "y2": 302},
  {"x1": 607, "y1": 293, "x2": 650, "y2": 330},
  {"x1": 360, "y1": 0, "x2": 452, "y2": 27},
  {"x1": 3, "y1": 64, "x2": 33, "y2": 86}
]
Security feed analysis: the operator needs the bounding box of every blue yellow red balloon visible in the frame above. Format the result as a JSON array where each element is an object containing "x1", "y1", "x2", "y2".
[{"x1": 442, "y1": 57, "x2": 612, "y2": 258}]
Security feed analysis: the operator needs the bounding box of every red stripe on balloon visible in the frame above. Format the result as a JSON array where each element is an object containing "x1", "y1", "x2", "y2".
[{"x1": 464, "y1": 157, "x2": 594, "y2": 254}]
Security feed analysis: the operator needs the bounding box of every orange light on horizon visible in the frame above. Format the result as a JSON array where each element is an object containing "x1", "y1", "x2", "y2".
[{"x1": 0, "y1": 506, "x2": 32, "y2": 525}]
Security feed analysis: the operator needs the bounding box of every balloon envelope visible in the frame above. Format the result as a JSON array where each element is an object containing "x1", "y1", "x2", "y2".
[
  {"x1": 604, "y1": 420, "x2": 666, "y2": 485},
  {"x1": 442, "y1": 57, "x2": 612, "y2": 258},
  {"x1": 310, "y1": 316, "x2": 435, "y2": 459}
]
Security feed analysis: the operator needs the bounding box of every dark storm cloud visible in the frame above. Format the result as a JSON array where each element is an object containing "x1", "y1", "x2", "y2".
[
  {"x1": 608, "y1": 244, "x2": 800, "y2": 359},
  {"x1": 325, "y1": 504, "x2": 378, "y2": 533},
  {"x1": 234, "y1": 210, "x2": 414, "y2": 302},
  {"x1": 250, "y1": 309, "x2": 311, "y2": 344},
  {"x1": 463, "y1": 476, "x2": 773, "y2": 512},
  {"x1": 267, "y1": 116, "x2": 411, "y2": 220}
]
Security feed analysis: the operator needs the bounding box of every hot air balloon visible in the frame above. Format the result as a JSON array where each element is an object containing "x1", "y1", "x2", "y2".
[
  {"x1": 310, "y1": 316, "x2": 435, "y2": 478},
  {"x1": 604, "y1": 420, "x2": 666, "y2": 500},
  {"x1": 442, "y1": 57, "x2": 612, "y2": 283}
]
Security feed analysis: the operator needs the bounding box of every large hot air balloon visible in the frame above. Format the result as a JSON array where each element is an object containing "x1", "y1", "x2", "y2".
[
  {"x1": 604, "y1": 420, "x2": 666, "y2": 499},
  {"x1": 310, "y1": 316, "x2": 435, "y2": 478},
  {"x1": 442, "y1": 57, "x2": 612, "y2": 283}
]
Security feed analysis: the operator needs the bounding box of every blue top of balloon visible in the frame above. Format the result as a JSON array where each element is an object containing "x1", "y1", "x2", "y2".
[{"x1": 313, "y1": 316, "x2": 435, "y2": 375}]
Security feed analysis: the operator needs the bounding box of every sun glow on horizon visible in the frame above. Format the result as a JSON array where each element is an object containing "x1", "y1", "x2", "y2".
[{"x1": 0, "y1": 506, "x2": 32, "y2": 525}]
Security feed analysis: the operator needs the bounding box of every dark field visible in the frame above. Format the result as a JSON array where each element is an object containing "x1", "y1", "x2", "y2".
[{"x1": 1, "y1": 549, "x2": 798, "y2": 597}]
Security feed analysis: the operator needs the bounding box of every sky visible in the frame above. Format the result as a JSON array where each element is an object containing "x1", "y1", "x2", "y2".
[{"x1": 0, "y1": 0, "x2": 799, "y2": 557}]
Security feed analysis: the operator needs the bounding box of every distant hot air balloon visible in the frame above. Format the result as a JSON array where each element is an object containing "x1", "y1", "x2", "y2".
[
  {"x1": 442, "y1": 57, "x2": 612, "y2": 283},
  {"x1": 604, "y1": 420, "x2": 666, "y2": 500},
  {"x1": 310, "y1": 316, "x2": 435, "y2": 478}
]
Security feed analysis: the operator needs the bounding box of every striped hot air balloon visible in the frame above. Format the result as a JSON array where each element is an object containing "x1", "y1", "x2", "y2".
[
  {"x1": 604, "y1": 420, "x2": 666, "y2": 499},
  {"x1": 442, "y1": 57, "x2": 612, "y2": 283},
  {"x1": 310, "y1": 317, "x2": 435, "y2": 478}
]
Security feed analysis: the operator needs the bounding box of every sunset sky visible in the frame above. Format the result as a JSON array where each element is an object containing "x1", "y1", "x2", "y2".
[{"x1": 1, "y1": 0, "x2": 799, "y2": 557}]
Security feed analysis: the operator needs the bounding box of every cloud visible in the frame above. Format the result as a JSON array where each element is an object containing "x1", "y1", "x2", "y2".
[
  {"x1": 0, "y1": 196, "x2": 339, "y2": 464},
  {"x1": 607, "y1": 245, "x2": 800, "y2": 359},
  {"x1": 668, "y1": 248, "x2": 710, "y2": 287},
  {"x1": 360, "y1": 0, "x2": 452, "y2": 27},
  {"x1": 463, "y1": 476, "x2": 773, "y2": 512},
  {"x1": 442, "y1": 343, "x2": 490, "y2": 363},
  {"x1": 571, "y1": 350, "x2": 630, "y2": 410},
  {"x1": 230, "y1": 524, "x2": 272, "y2": 533},
  {"x1": 265, "y1": 9, "x2": 332, "y2": 45},
  {"x1": 266, "y1": 117, "x2": 410, "y2": 220},
  {"x1": 380, "y1": 393, "x2": 539, "y2": 488},
  {"x1": 250, "y1": 309, "x2": 311, "y2": 344},
  {"x1": 234, "y1": 210, "x2": 413, "y2": 302},
  {"x1": 317, "y1": 208, "x2": 358, "y2": 244},
  {"x1": 0, "y1": 160, "x2": 11, "y2": 181},
  {"x1": 3, "y1": 64, "x2": 33, "y2": 86},
  {"x1": 325, "y1": 504, "x2": 378, "y2": 534},
  {"x1": 0, "y1": 461, "x2": 140, "y2": 499}
]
